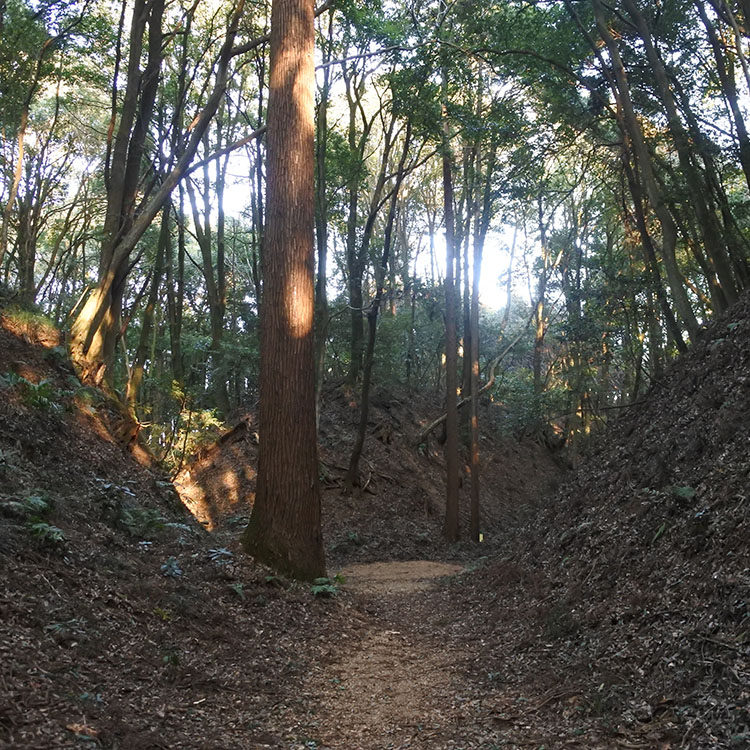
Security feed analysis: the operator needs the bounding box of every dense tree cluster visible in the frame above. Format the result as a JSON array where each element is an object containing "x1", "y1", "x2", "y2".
[{"x1": 2, "y1": 0, "x2": 750, "y2": 565}]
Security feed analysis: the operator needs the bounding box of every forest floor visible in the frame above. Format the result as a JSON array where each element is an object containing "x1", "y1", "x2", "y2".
[{"x1": 1, "y1": 292, "x2": 749, "y2": 749}]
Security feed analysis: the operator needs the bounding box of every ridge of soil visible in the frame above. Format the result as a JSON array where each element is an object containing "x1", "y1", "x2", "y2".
[
  {"x1": 0, "y1": 291, "x2": 748, "y2": 749},
  {"x1": 448, "y1": 294, "x2": 750, "y2": 748}
]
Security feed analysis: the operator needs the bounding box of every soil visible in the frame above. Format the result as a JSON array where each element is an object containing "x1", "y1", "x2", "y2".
[{"x1": 0, "y1": 293, "x2": 748, "y2": 749}]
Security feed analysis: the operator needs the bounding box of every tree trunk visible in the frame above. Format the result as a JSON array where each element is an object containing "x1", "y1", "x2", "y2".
[
  {"x1": 533, "y1": 194, "x2": 548, "y2": 395},
  {"x1": 167, "y1": 194, "x2": 185, "y2": 386},
  {"x1": 346, "y1": 122, "x2": 412, "y2": 490},
  {"x1": 620, "y1": 152, "x2": 688, "y2": 354},
  {"x1": 346, "y1": 110, "x2": 396, "y2": 384},
  {"x1": 242, "y1": 0, "x2": 326, "y2": 581},
  {"x1": 441, "y1": 90, "x2": 460, "y2": 543},
  {"x1": 468, "y1": 137, "x2": 496, "y2": 543},
  {"x1": 622, "y1": 0, "x2": 739, "y2": 306},
  {"x1": 314, "y1": 9, "x2": 333, "y2": 428},
  {"x1": 185, "y1": 126, "x2": 230, "y2": 416},
  {"x1": 469, "y1": 200, "x2": 483, "y2": 545},
  {"x1": 591, "y1": 0, "x2": 700, "y2": 342},
  {"x1": 126, "y1": 209, "x2": 167, "y2": 416},
  {"x1": 69, "y1": 0, "x2": 248, "y2": 388},
  {"x1": 697, "y1": 0, "x2": 750, "y2": 193}
]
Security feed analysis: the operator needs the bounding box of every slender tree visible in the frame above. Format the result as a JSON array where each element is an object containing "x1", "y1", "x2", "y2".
[{"x1": 442, "y1": 91, "x2": 460, "y2": 543}]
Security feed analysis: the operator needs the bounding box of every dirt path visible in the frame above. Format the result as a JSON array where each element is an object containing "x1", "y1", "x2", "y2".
[
  {"x1": 287, "y1": 560, "x2": 474, "y2": 750},
  {"x1": 267, "y1": 560, "x2": 619, "y2": 750},
  {"x1": 267, "y1": 561, "x2": 506, "y2": 750}
]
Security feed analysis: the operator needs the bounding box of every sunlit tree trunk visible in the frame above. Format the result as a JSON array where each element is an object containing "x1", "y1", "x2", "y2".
[
  {"x1": 126, "y1": 209, "x2": 167, "y2": 416},
  {"x1": 242, "y1": 0, "x2": 326, "y2": 581},
  {"x1": 533, "y1": 193, "x2": 549, "y2": 395},
  {"x1": 69, "y1": 0, "x2": 248, "y2": 389},
  {"x1": 69, "y1": 0, "x2": 165, "y2": 386}
]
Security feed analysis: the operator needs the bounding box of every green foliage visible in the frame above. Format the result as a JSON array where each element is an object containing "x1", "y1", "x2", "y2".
[
  {"x1": 152, "y1": 407, "x2": 226, "y2": 473},
  {"x1": 45, "y1": 617, "x2": 86, "y2": 638},
  {"x1": 208, "y1": 547, "x2": 233, "y2": 565},
  {"x1": 18, "y1": 493, "x2": 51, "y2": 516},
  {"x1": 310, "y1": 574, "x2": 345, "y2": 598},
  {"x1": 669, "y1": 485, "x2": 697, "y2": 502},
  {"x1": 118, "y1": 504, "x2": 192, "y2": 540},
  {"x1": 651, "y1": 522, "x2": 668, "y2": 545},
  {"x1": 161, "y1": 649, "x2": 180, "y2": 666},
  {"x1": 0, "y1": 0, "x2": 48, "y2": 132},
  {"x1": 2, "y1": 304, "x2": 57, "y2": 332},
  {"x1": 0, "y1": 371, "x2": 66, "y2": 412},
  {"x1": 28, "y1": 520, "x2": 66, "y2": 545},
  {"x1": 153, "y1": 607, "x2": 172, "y2": 622},
  {"x1": 160, "y1": 556, "x2": 183, "y2": 577},
  {"x1": 1, "y1": 492, "x2": 66, "y2": 547},
  {"x1": 229, "y1": 582, "x2": 245, "y2": 600},
  {"x1": 492, "y1": 368, "x2": 566, "y2": 437},
  {"x1": 119, "y1": 507, "x2": 167, "y2": 538}
]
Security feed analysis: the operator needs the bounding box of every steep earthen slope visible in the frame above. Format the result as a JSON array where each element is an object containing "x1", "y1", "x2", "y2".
[{"x1": 445, "y1": 293, "x2": 750, "y2": 747}]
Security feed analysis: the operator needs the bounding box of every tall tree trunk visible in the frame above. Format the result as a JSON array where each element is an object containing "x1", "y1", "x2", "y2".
[
  {"x1": 0, "y1": 22, "x2": 64, "y2": 270},
  {"x1": 533, "y1": 193, "x2": 548, "y2": 395},
  {"x1": 69, "y1": 0, "x2": 248, "y2": 388},
  {"x1": 697, "y1": 0, "x2": 750, "y2": 192},
  {"x1": 314, "y1": 9, "x2": 333, "y2": 426},
  {"x1": 468, "y1": 138, "x2": 496, "y2": 543},
  {"x1": 346, "y1": 109, "x2": 395, "y2": 383},
  {"x1": 468, "y1": 202, "x2": 483, "y2": 545},
  {"x1": 167, "y1": 193, "x2": 186, "y2": 386},
  {"x1": 442, "y1": 90, "x2": 460, "y2": 543},
  {"x1": 69, "y1": 0, "x2": 165, "y2": 385},
  {"x1": 242, "y1": 0, "x2": 326, "y2": 581},
  {"x1": 126, "y1": 209, "x2": 168, "y2": 416},
  {"x1": 620, "y1": 152, "x2": 688, "y2": 353},
  {"x1": 186, "y1": 125, "x2": 230, "y2": 416},
  {"x1": 622, "y1": 0, "x2": 739, "y2": 306},
  {"x1": 591, "y1": 0, "x2": 700, "y2": 342}
]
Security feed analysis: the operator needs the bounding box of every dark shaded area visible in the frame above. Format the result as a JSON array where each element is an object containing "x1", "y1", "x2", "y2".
[{"x1": 443, "y1": 291, "x2": 750, "y2": 748}]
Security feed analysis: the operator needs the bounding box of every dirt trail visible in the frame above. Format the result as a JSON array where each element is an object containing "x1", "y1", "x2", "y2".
[
  {"x1": 341, "y1": 560, "x2": 464, "y2": 594},
  {"x1": 274, "y1": 559, "x2": 621, "y2": 750},
  {"x1": 287, "y1": 560, "x2": 472, "y2": 750}
]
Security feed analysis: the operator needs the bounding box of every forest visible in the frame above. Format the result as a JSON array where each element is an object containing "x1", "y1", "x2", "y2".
[{"x1": 1, "y1": 0, "x2": 750, "y2": 747}]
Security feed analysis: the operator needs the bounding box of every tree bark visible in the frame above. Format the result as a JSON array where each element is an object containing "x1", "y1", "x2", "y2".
[
  {"x1": 622, "y1": 0, "x2": 739, "y2": 306},
  {"x1": 591, "y1": 0, "x2": 700, "y2": 342},
  {"x1": 69, "y1": 0, "x2": 249, "y2": 388},
  {"x1": 697, "y1": 0, "x2": 750, "y2": 193},
  {"x1": 241, "y1": 0, "x2": 326, "y2": 581},
  {"x1": 314, "y1": 9, "x2": 334, "y2": 426},
  {"x1": 125, "y1": 209, "x2": 167, "y2": 416},
  {"x1": 345, "y1": 122, "x2": 412, "y2": 490},
  {"x1": 442, "y1": 90, "x2": 460, "y2": 543}
]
